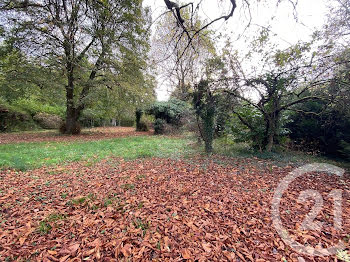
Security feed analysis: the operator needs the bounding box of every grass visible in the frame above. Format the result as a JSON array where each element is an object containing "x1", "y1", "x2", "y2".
[
  {"x1": 0, "y1": 136, "x2": 194, "y2": 170},
  {"x1": 213, "y1": 138, "x2": 350, "y2": 169},
  {"x1": 1, "y1": 132, "x2": 348, "y2": 171}
]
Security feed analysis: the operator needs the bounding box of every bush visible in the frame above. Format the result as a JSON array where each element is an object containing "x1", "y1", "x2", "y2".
[
  {"x1": 154, "y1": 119, "x2": 166, "y2": 135},
  {"x1": 287, "y1": 99, "x2": 350, "y2": 159},
  {"x1": 148, "y1": 99, "x2": 189, "y2": 126},
  {"x1": 137, "y1": 121, "x2": 149, "y2": 132},
  {"x1": 0, "y1": 103, "x2": 38, "y2": 132},
  {"x1": 59, "y1": 122, "x2": 81, "y2": 135},
  {"x1": 33, "y1": 113, "x2": 63, "y2": 129}
]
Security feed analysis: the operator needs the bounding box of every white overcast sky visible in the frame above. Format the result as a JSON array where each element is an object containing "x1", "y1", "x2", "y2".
[{"x1": 143, "y1": 0, "x2": 330, "y2": 101}]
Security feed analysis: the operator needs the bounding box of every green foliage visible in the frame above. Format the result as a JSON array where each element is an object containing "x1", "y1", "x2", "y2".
[
  {"x1": 12, "y1": 99, "x2": 65, "y2": 117},
  {"x1": 227, "y1": 105, "x2": 291, "y2": 151},
  {"x1": 0, "y1": 0, "x2": 154, "y2": 133},
  {"x1": 226, "y1": 106, "x2": 266, "y2": 150},
  {"x1": 38, "y1": 221, "x2": 52, "y2": 235},
  {"x1": 193, "y1": 80, "x2": 217, "y2": 154},
  {"x1": 287, "y1": 99, "x2": 350, "y2": 159},
  {"x1": 154, "y1": 118, "x2": 166, "y2": 135},
  {"x1": 135, "y1": 109, "x2": 148, "y2": 131},
  {"x1": 148, "y1": 99, "x2": 189, "y2": 126},
  {"x1": 148, "y1": 99, "x2": 189, "y2": 135},
  {"x1": 0, "y1": 98, "x2": 39, "y2": 132}
]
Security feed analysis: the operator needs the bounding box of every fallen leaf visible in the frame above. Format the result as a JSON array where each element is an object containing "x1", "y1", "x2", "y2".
[
  {"x1": 121, "y1": 244, "x2": 132, "y2": 257},
  {"x1": 181, "y1": 249, "x2": 191, "y2": 259}
]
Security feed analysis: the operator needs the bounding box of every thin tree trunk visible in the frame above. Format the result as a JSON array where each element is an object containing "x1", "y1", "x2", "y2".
[
  {"x1": 265, "y1": 115, "x2": 278, "y2": 152},
  {"x1": 266, "y1": 130, "x2": 274, "y2": 152},
  {"x1": 203, "y1": 107, "x2": 215, "y2": 154}
]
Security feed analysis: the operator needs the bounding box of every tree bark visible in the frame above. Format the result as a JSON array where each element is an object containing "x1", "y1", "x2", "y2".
[
  {"x1": 64, "y1": 63, "x2": 81, "y2": 134},
  {"x1": 265, "y1": 114, "x2": 278, "y2": 152},
  {"x1": 203, "y1": 107, "x2": 215, "y2": 154}
]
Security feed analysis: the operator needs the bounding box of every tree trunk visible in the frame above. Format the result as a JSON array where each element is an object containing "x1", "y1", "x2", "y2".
[
  {"x1": 265, "y1": 115, "x2": 278, "y2": 152},
  {"x1": 111, "y1": 118, "x2": 117, "y2": 126},
  {"x1": 64, "y1": 67, "x2": 81, "y2": 134},
  {"x1": 203, "y1": 107, "x2": 215, "y2": 154},
  {"x1": 266, "y1": 129, "x2": 274, "y2": 152},
  {"x1": 65, "y1": 107, "x2": 80, "y2": 134}
]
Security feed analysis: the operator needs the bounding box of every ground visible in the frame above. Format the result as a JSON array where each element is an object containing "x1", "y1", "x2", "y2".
[
  {"x1": 0, "y1": 128, "x2": 349, "y2": 261},
  {"x1": 0, "y1": 127, "x2": 152, "y2": 144}
]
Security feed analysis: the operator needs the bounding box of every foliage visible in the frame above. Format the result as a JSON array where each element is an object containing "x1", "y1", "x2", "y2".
[
  {"x1": 0, "y1": 0, "x2": 152, "y2": 134},
  {"x1": 147, "y1": 99, "x2": 190, "y2": 135},
  {"x1": 0, "y1": 98, "x2": 39, "y2": 132},
  {"x1": 12, "y1": 98, "x2": 65, "y2": 117},
  {"x1": 33, "y1": 113, "x2": 63, "y2": 129},
  {"x1": 154, "y1": 118, "x2": 166, "y2": 135},
  {"x1": 286, "y1": 46, "x2": 350, "y2": 159},
  {"x1": 287, "y1": 99, "x2": 350, "y2": 159},
  {"x1": 135, "y1": 109, "x2": 149, "y2": 132},
  {"x1": 221, "y1": 39, "x2": 330, "y2": 152},
  {"x1": 192, "y1": 80, "x2": 217, "y2": 153},
  {"x1": 226, "y1": 106, "x2": 266, "y2": 150},
  {"x1": 148, "y1": 99, "x2": 189, "y2": 125}
]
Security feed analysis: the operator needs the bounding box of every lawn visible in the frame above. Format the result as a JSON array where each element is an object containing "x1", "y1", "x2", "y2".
[
  {"x1": 0, "y1": 128, "x2": 349, "y2": 261},
  {"x1": 0, "y1": 136, "x2": 193, "y2": 170}
]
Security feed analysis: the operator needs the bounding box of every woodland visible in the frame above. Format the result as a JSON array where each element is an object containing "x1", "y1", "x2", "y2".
[{"x1": 0, "y1": 0, "x2": 349, "y2": 261}]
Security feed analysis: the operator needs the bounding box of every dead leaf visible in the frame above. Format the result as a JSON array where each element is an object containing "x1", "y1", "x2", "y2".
[
  {"x1": 121, "y1": 244, "x2": 132, "y2": 257},
  {"x1": 181, "y1": 249, "x2": 191, "y2": 259}
]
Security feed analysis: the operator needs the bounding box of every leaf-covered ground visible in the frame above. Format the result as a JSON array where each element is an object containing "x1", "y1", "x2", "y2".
[
  {"x1": 0, "y1": 157, "x2": 349, "y2": 261},
  {"x1": 0, "y1": 127, "x2": 151, "y2": 144}
]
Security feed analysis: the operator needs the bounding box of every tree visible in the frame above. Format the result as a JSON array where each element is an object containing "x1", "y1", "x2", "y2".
[
  {"x1": 151, "y1": 10, "x2": 215, "y2": 101},
  {"x1": 287, "y1": 49, "x2": 350, "y2": 158},
  {"x1": 324, "y1": 0, "x2": 350, "y2": 44},
  {"x1": 222, "y1": 37, "x2": 336, "y2": 151},
  {"x1": 0, "y1": 40, "x2": 65, "y2": 104},
  {"x1": 193, "y1": 80, "x2": 216, "y2": 153},
  {"x1": 1, "y1": 0, "x2": 150, "y2": 134},
  {"x1": 160, "y1": 0, "x2": 298, "y2": 58},
  {"x1": 192, "y1": 57, "x2": 226, "y2": 153}
]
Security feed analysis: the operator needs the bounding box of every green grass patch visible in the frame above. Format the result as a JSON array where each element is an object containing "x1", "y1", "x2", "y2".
[
  {"x1": 38, "y1": 221, "x2": 52, "y2": 235},
  {"x1": 213, "y1": 138, "x2": 350, "y2": 169},
  {"x1": 46, "y1": 213, "x2": 66, "y2": 222},
  {"x1": 0, "y1": 136, "x2": 194, "y2": 170}
]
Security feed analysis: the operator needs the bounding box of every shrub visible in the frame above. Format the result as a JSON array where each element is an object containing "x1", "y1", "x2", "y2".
[
  {"x1": 147, "y1": 99, "x2": 190, "y2": 135},
  {"x1": 0, "y1": 102, "x2": 38, "y2": 132},
  {"x1": 147, "y1": 99, "x2": 189, "y2": 126},
  {"x1": 287, "y1": 99, "x2": 350, "y2": 159},
  {"x1": 33, "y1": 113, "x2": 63, "y2": 129},
  {"x1": 137, "y1": 121, "x2": 149, "y2": 132},
  {"x1": 154, "y1": 118, "x2": 166, "y2": 135}
]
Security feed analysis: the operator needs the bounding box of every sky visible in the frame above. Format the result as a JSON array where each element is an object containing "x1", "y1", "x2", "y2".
[{"x1": 143, "y1": 0, "x2": 330, "y2": 101}]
